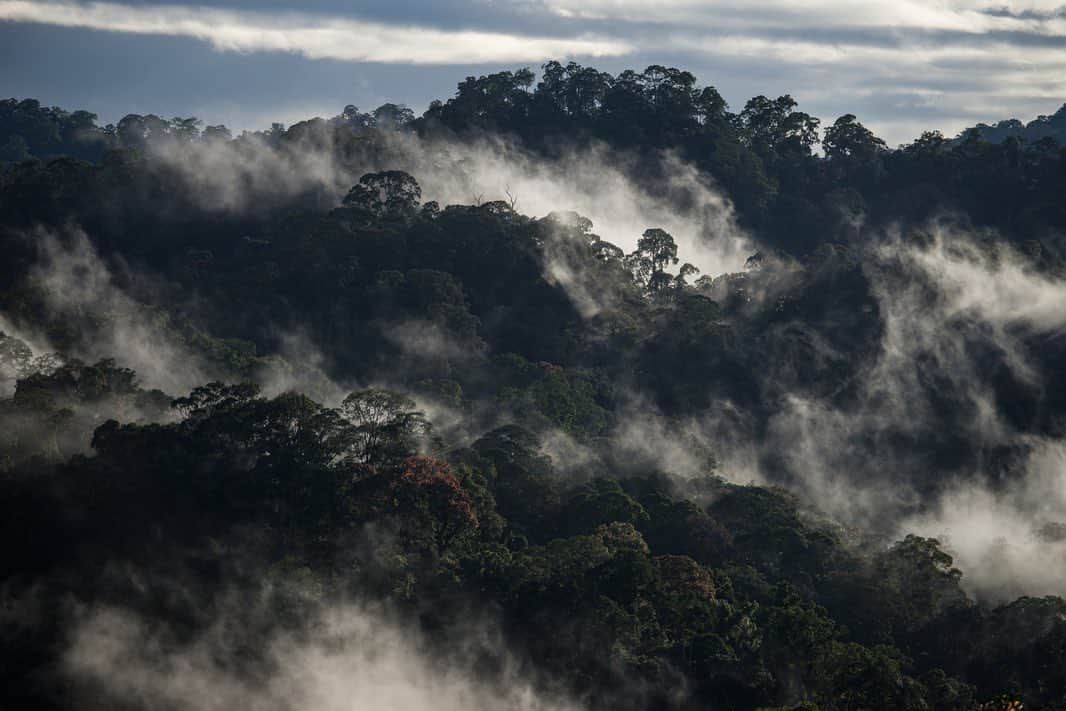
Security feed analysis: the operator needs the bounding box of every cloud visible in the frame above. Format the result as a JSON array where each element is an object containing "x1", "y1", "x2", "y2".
[
  {"x1": 0, "y1": 314, "x2": 62, "y2": 397},
  {"x1": 387, "y1": 134, "x2": 754, "y2": 287},
  {"x1": 905, "y1": 235, "x2": 1066, "y2": 333},
  {"x1": 124, "y1": 122, "x2": 753, "y2": 292},
  {"x1": 0, "y1": 0, "x2": 630, "y2": 64},
  {"x1": 149, "y1": 123, "x2": 751, "y2": 313},
  {"x1": 147, "y1": 119, "x2": 360, "y2": 212},
  {"x1": 671, "y1": 33, "x2": 1066, "y2": 74},
  {"x1": 19, "y1": 230, "x2": 214, "y2": 395},
  {"x1": 543, "y1": 0, "x2": 1066, "y2": 35},
  {"x1": 882, "y1": 234, "x2": 1066, "y2": 601},
  {"x1": 902, "y1": 439, "x2": 1066, "y2": 602},
  {"x1": 64, "y1": 596, "x2": 583, "y2": 711},
  {"x1": 696, "y1": 223, "x2": 1066, "y2": 599}
]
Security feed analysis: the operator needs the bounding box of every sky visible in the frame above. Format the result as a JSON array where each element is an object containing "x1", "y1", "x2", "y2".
[{"x1": 1, "y1": 0, "x2": 1065, "y2": 145}]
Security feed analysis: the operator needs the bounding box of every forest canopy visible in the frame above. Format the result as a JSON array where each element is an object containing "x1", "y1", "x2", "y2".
[{"x1": 2, "y1": 62, "x2": 1066, "y2": 711}]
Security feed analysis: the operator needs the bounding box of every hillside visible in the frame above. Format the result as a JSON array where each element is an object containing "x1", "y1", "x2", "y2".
[{"x1": 2, "y1": 63, "x2": 1066, "y2": 710}]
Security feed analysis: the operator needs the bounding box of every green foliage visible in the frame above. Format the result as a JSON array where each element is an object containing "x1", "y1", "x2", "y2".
[
  {"x1": 0, "y1": 98, "x2": 110, "y2": 162},
  {"x1": 0, "y1": 368, "x2": 1060, "y2": 709},
  {"x1": 493, "y1": 354, "x2": 612, "y2": 438},
  {"x1": 2, "y1": 67, "x2": 1066, "y2": 711},
  {"x1": 824, "y1": 114, "x2": 887, "y2": 162},
  {"x1": 343, "y1": 170, "x2": 422, "y2": 222},
  {"x1": 709, "y1": 485, "x2": 844, "y2": 591},
  {"x1": 470, "y1": 425, "x2": 561, "y2": 538},
  {"x1": 560, "y1": 478, "x2": 648, "y2": 536},
  {"x1": 339, "y1": 389, "x2": 432, "y2": 466},
  {"x1": 626, "y1": 228, "x2": 680, "y2": 291}
]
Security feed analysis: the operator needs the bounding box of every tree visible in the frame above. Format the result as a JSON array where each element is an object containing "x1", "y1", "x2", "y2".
[
  {"x1": 776, "y1": 109, "x2": 821, "y2": 155},
  {"x1": 430, "y1": 68, "x2": 535, "y2": 129},
  {"x1": 560, "y1": 477, "x2": 648, "y2": 536},
  {"x1": 592, "y1": 239, "x2": 625, "y2": 264},
  {"x1": 541, "y1": 210, "x2": 596, "y2": 241},
  {"x1": 471, "y1": 425, "x2": 561, "y2": 538},
  {"x1": 638, "y1": 490, "x2": 732, "y2": 566},
  {"x1": 695, "y1": 86, "x2": 728, "y2": 125},
  {"x1": 823, "y1": 114, "x2": 886, "y2": 161},
  {"x1": 0, "y1": 331, "x2": 34, "y2": 382},
  {"x1": 115, "y1": 114, "x2": 148, "y2": 146},
  {"x1": 343, "y1": 170, "x2": 422, "y2": 222},
  {"x1": 903, "y1": 130, "x2": 946, "y2": 162},
  {"x1": 339, "y1": 389, "x2": 430, "y2": 466},
  {"x1": 171, "y1": 381, "x2": 262, "y2": 419},
  {"x1": 872, "y1": 535, "x2": 970, "y2": 635},
  {"x1": 201, "y1": 124, "x2": 232, "y2": 142},
  {"x1": 338, "y1": 104, "x2": 373, "y2": 128},
  {"x1": 626, "y1": 228, "x2": 679, "y2": 291},
  {"x1": 642, "y1": 65, "x2": 696, "y2": 110},
  {"x1": 637, "y1": 228, "x2": 679, "y2": 273},
  {"x1": 677, "y1": 262, "x2": 700, "y2": 288},
  {"x1": 736, "y1": 95, "x2": 819, "y2": 155},
  {"x1": 538, "y1": 61, "x2": 613, "y2": 119},
  {"x1": 372, "y1": 103, "x2": 415, "y2": 128},
  {"x1": 168, "y1": 116, "x2": 202, "y2": 142},
  {"x1": 389, "y1": 455, "x2": 478, "y2": 553},
  {"x1": 0, "y1": 135, "x2": 30, "y2": 162}
]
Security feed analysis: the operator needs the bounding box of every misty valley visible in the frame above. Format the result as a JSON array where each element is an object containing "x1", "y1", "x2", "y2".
[{"x1": 3, "y1": 63, "x2": 1066, "y2": 710}]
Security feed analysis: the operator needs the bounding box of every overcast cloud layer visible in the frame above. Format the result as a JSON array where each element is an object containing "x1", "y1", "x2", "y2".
[{"x1": 2, "y1": 0, "x2": 1065, "y2": 144}]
